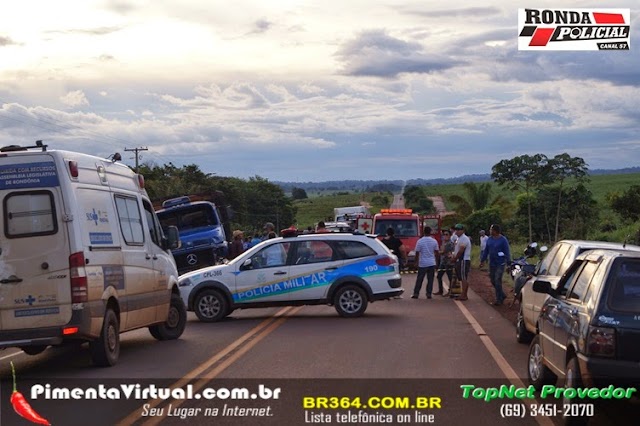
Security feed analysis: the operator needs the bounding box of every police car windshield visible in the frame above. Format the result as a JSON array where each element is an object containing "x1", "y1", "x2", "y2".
[
  {"x1": 375, "y1": 220, "x2": 418, "y2": 237},
  {"x1": 158, "y1": 204, "x2": 219, "y2": 230}
]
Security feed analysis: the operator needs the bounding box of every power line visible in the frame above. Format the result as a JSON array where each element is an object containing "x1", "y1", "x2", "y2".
[{"x1": 125, "y1": 146, "x2": 148, "y2": 172}]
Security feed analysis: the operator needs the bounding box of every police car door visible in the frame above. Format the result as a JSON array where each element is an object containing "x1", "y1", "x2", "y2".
[
  {"x1": 288, "y1": 240, "x2": 343, "y2": 301},
  {"x1": 233, "y1": 241, "x2": 292, "y2": 304},
  {"x1": 0, "y1": 155, "x2": 72, "y2": 331}
]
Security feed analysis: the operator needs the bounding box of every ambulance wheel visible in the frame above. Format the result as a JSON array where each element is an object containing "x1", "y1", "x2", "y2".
[
  {"x1": 194, "y1": 289, "x2": 228, "y2": 322},
  {"x1": 21, "y1": 345, "x2": 47, "y2": 356},
  {"x1": 90, "y1": 309, "x2": 120, "y2": 367},
  {"x1": 149, "y1": 293, "x2": 187, "y2": 340},
  {"x1": 334, "y1": 285, "x2": 368, "y2": 318}
]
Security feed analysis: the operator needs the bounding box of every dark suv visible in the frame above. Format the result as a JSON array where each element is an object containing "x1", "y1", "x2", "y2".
[{"x1": 528, "y1": 249, "x2": 640, "y2": 421}]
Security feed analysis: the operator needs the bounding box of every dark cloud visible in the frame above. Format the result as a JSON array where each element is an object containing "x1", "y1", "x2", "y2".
[
  {"x1": 0, "y1": 36, "x2": 17, "y2": 46},
  {"x1": 103, "y1": 0, "x2": 137, "y2": 15},
  {"x1": 336, "y1": 30, "x2": 463, "y2": 77},
  {"x1": 401, "y1": 6, "x2": 502, "y2": 19},
  {"x1": 245, "y1": 19, "x2": 273, "y2": 36}
]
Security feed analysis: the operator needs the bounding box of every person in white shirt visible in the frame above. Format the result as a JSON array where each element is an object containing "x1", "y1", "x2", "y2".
[
  {"x1": 479, "y1": 230, "x2": 488, "y2": 256},
  {"x1": 411, "y1": 226, "x2": 440, "y2": 299},
  {"x1": 452, "y1": 224, "x2": 471, "y2": 301}
]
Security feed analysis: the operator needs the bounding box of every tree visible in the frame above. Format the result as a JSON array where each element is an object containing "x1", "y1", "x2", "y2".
[
  {"x1": 291, "y1": 187, "x2": 308, "y2": 200},
  {"x1": 402, "y1": 185, "x2": 434, "y2": 214},
  {"x1": 611, "y1": 185, "x2": 640, "y2": 222},
  {"x1": 491, "y1": 154, "x2": 550, "y2": 242},
  {"x1": 447, "y1": 182, "x2": 510, "y2": 218},
  {"x1": 547, "y1": 153, "x2": 589, "y2": 242}
]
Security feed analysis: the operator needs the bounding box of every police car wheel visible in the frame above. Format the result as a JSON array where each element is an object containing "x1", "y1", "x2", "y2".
[
  {"x1": 90, "y1": 308, "x2": 120, "y2": 367},
  {"x1": 194, "y1": 289, "x2": 228, "y2": 322},
  {"x1": 149, "y1": 294, "x2": 187, "y2": 340},
  {"x1": 334, "y1": 285, "x2": 368, "y2": 318}
]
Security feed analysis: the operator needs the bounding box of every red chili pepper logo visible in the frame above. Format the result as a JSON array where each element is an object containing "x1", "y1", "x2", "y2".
[{"x1": 10, "y1": 362, "x2": 51, "y2": 425}]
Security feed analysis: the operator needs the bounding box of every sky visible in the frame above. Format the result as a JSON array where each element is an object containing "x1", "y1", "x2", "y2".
[{"x1": 0, "y1": 1, "x2": 638, "y2": 182}]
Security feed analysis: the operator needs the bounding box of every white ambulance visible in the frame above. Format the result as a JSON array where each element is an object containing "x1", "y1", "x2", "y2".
[{"x1": 0, "y1": 142, "x2": 185, "y2": 366}]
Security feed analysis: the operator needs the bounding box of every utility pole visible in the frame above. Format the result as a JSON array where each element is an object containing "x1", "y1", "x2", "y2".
[{"x1": 124, "y1": 147, "x2": 148, "y2": 172}]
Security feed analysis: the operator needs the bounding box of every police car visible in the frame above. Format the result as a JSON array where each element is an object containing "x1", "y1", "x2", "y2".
[{"x1": 178, "y1": 233, "x2": 404, "y2": 321}]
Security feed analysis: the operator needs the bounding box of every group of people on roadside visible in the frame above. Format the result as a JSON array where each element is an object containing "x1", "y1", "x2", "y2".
[{"x1": 383, "y1": 223, "x2": 511, "y2": 305}]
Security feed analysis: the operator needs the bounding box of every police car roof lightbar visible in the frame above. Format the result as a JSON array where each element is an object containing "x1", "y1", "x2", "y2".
[{"x1": 162, "y1": 196, "x2": 191, "y2": 209}]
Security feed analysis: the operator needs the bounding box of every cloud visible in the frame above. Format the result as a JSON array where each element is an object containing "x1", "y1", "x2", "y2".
[
  {"x1": 60, "y1": 90, "x2": 90, "y2": 108},
  {"x1": 248, "y1": 19, "x2": 272, "y2": 35},
  {"x1": 404, "y1": 6, "x2": 502, "y2": 19},
  {"x1": 103, "y1": 0, "x2": 137, "y2": 15},
  {"x1": 335, "y1": 30, "x2": 463, "y2": 77},
  {"x1": 47, "y1": 26, "x2": 124, "y2": 36},
  {"x1": 0, "y1": 35, "x2": 18, "y2": 46}
]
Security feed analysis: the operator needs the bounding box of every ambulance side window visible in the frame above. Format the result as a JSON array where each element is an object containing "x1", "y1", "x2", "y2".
[
  {"x1": 115, "y1": 195, "x2": 144, "y2": 245},
  {"x1": 3, "y1": 190, "x2": 58, "y2": 238},
  {"x1": 142, "y1": 200, "x2": 162, "y2": 247}
]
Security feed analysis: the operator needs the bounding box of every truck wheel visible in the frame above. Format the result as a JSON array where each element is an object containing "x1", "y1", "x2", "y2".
[
  {"x1": 90, "y1": 309, "x2": 120, "y2": 367},
  {"x1": 334, "y1": 285, "x2": 368, "y2": 318},
  {"x1": 527, "y1": 334, "x2": 557, "y2": 390},
  {"x1": 149, "y1": 294, "x2": 187, "y2": 340},
  {"x1": 563, "y1": 357, "x2": 587, "y2": 426},
  {"x1": 194, "y1": 289, "x2": 228, "y2": 322},
  {"x1": 20, "y1": 345, "x2": 47, "y2": 356},
  {"x1": 516, "y1": 305, "x2": 534, "y2": 344}
]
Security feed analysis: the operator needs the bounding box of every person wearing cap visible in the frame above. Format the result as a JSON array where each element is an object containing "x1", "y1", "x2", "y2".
[
  {"x1": 452, "y1": 224, "x2": 471, "y2": 301},
  {"x1": 228, "y1": 230, "x2": 245, "y2": 260},
  {"x1": 479, "y1": 224, "x2": 512, "y2": 306}
]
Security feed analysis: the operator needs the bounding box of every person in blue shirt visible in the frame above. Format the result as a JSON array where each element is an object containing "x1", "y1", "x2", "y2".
[{"x1": 479, "y1": 224, "x2": 511, "y2": 305}]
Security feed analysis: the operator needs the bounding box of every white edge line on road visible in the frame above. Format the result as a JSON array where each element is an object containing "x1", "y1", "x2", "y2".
[
  {"x1": 0, "y1": 351, "x2": 23, "y2": 362},
  {"x1": 454, "y1": 300, "x2": 554, "y2": 426}
]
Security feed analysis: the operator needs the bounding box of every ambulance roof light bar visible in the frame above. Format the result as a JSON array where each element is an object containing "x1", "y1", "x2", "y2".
[{"x1": 380, "y1": 209, "x2": 413, "y2": 215}]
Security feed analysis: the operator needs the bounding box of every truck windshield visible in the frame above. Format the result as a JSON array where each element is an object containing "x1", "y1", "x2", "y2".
[
  {"x1": 158, "y1": 204, "x2": 219, "y2": 230},
  {"x1": 374, "y1": 219, "x2": 418, "y2": 237}
]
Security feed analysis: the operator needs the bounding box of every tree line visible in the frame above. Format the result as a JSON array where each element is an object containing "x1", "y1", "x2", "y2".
[{"x1": 139, "y1": 163, "x2": 296, "y2": 234}]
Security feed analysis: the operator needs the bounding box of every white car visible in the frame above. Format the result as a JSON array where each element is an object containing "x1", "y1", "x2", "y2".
[
  {"x1": 516, "y1": 239, "x2": 640, "y2": 343},
  {"x1": 179, "y1": 233, "x2": 404, "y2": 321}
]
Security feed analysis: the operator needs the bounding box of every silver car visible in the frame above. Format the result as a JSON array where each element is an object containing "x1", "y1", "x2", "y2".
[{"x1": 516, "y1": 239, "x2": 640, "y2": 343}]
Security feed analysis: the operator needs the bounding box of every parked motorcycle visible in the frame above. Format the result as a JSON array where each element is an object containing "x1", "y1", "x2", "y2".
[{"x1": 511, "y1": 242, "x2": 547, "y2": 302}]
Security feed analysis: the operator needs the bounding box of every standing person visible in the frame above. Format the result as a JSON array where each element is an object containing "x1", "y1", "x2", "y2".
[
  {"x1": 262, "y1": 222, "x2": 275, "y2": 240},
  {"x1": 250, "y1": 233, "x2": 262, "y2": 247},
  {"x1": 228, "y1": 230, "x2": 245, "y2": 260},
  {"x1": 411, "y1": 226, "x2": 440, "y2": 299},
  {"x1": 479, "y1": 224, "x2": 512, "y2": 306},
  {"x1": 450, "y1": 226, "x2": 459, "y2": 244},
  {"x1": 479, "y1": 230, "x2": 488, "y2": 263},
  {"x1": 316, "y1": 221, "x2": 330, "y2": 233},
  {"x1": 452, "y1": 224, "x2": 471, "y2": 301},
  {"x1": 382, "y1": 228, "x2": 406, "y2": 269},
  {"x1": 437, "y1": 230, "x2": 455, "y2": 296}
]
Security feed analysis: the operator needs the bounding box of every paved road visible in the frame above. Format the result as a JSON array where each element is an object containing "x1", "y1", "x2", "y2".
[
  {"x1": 0, "y1": 275, "x2": 635, "y2": 425},
  {"x1": 390, "y1": 194, "x2": 405, "y2": 209}
]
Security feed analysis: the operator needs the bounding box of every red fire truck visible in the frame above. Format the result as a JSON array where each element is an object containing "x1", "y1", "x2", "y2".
[{"x1": 356, "y1": 209, "x2": 442, "y2": 270}]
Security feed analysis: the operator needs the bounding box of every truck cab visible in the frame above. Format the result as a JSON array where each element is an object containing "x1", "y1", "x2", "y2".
[
  {"x1": 359, "y1": 209, "x2": 441, "y2": 270},
  {"x1": 156, "y1": 196, "x2": 228, "y2": 274}
]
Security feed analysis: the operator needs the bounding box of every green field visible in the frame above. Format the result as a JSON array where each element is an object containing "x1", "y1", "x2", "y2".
[
  {"x1": 293, "y1": 192, "x2": 391, "y2": 228},
  {"x1": 294, "y1": 172, "x2": 640, "y2": 240}
]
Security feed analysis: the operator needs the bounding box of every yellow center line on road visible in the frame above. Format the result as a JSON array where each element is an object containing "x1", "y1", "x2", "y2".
[
  {"x1": 141, "y1": 306, "x2": 303, "y2": 426},
  {"x1": 454, "y1": 300, "x2": 554, "y2": 426},
  {"x1": 117, "y1": 306, "x2": 298, "y2": 426}
]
